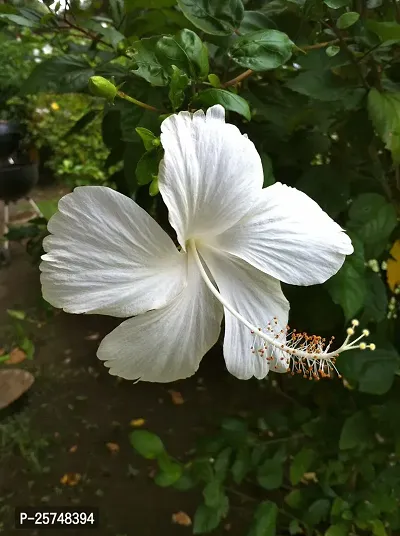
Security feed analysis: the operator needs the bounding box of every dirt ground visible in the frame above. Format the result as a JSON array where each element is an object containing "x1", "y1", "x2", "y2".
[{"x1": 0, "y1": 189, "x2": 270, "y2": 536}]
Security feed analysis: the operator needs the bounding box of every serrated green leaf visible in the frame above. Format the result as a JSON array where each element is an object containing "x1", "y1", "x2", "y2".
[
  {"x1": 257, "y1": 459, "x2": 283, "y2": 490},
  {"x1": 368, "y1": 88, "x2": 400, "y2": 163},
  {"x1": 129, "y1": 37, "x2": 169, "y2": 86},
  {"x1": 177, "y1": 0, "x2": 244, "y2": 36},
  {"x1": 230, "y1": 29, "x2": 293, "y2": 71},
  {"x1": 290, "y1": 448, "x2": 315, "y2": 485},
  {"x1": 194, "y1": 88, "x2": 251, "y2": 120},
  {"x1": 214, "y1": 447, "x2": 232, "y2": 480},
  {"x1": 336, "y1": 12, "x2": 360, "y2": 29},
  {"x1": 156, "y1": 29, "x2": 209, "y2": 79},
  {"x1": 130, "y1": 430, "x2": 165, "y2": 459},
  {"x1": 339, "y1": 411, "x2": 370, "y2": 450}
]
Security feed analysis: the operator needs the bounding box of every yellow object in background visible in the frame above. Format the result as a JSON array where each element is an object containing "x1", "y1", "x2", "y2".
[
  {"x1": 50, "y1": 102, "x2": 60, "y2": 111},
  {"x1": 387, "y1": 240, "x2": 400, "y2": 291}
]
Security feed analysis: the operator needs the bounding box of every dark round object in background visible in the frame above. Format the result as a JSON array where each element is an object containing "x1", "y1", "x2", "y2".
[
  {"x1": 0, "y1": 120, "x2": 21, "y2": 160},
  {"x1": 0, "y1": 163, "x2": 39, "y2": 203}
]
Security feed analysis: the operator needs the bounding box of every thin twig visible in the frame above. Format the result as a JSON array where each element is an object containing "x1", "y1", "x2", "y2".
[{"x1": 222, "y1": 69, "x2": 254, "y2": 88}]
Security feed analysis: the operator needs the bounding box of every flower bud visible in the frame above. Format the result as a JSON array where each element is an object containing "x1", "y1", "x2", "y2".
[{"x1": 88, "y1": 76, "x2": 117, "y2": 101}]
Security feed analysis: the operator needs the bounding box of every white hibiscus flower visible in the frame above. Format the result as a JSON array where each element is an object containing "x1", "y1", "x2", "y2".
[{"x1": 40, "y1": 105, "x2": 370, "y2": 383}]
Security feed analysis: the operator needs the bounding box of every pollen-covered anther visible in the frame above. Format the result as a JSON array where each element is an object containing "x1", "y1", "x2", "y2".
[{"x1": 249, "y1": 317, "x2": 375, "y2": 381}]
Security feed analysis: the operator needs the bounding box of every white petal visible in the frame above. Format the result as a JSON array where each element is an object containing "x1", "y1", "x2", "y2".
[
  {"x1": 198, "y1": 245, "x2": 290, "y2": 380},
  {"x1": 40, "y1": 186, "x2": 186, "y2": 317},
  {"x1": 97, "y1": 251, "x2": 223, "y2": 382},
  {"x1": 159, "y1": 105, "x2": 263, "y2": 248},
  {"x1": 209, "y1": 183, "x2": 353, "y2": 286}
]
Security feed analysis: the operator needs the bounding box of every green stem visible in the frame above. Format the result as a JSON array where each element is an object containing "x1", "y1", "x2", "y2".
[{"x1": 117, "y1": 91, "x2": 164, "y2": 113}]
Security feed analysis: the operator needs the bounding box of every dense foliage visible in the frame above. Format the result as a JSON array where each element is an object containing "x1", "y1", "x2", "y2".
[{"x1": 1, "y1": 0, "x2": 400, "y2": 534}]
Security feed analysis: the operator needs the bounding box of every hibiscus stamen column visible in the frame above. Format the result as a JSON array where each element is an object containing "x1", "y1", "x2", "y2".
[{"x1": 188, "y1": 240, "x2": 374, "y2": 378}]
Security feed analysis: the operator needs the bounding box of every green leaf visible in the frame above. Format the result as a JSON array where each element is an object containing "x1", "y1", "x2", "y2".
[
  {"x1": 20, "y1": 337, "x2": 35, "y2": 360},
  {"x1": 370, "y1": 519, "x2": 388, "y2": 536},
  {"x1": 21, "y1": 55, "x2": 94, "y2": 94},
  {"x1": 156, "y1": 29, "x2": 209, "y2": 79},
  {"x1": 231, "y1": 446, "x2": 251, "y2": 484},
  {"x1": 193, "y1": 498, "x2": 229, "y2": 534},
  {"x1": 339, "y1": 411, "x2": 370, "y2": 450},
  {"x1": 168, "y1": 65, "x2": 190, "y2": 110},
  {"x1": 129, "y1": 430, "x2": 165, "y2": 459},
  {"x1": 248, "y1": 501, "x2": 278, "y2": 536},
  {"x1": 7, "y1": 309, "x2": 26, "y2": 320},
  {"x1": 289, "y1": 519, "x2": 303, "y2": 535},
  {"x1": 239, "y1": 11, "x2": 274, "y2": 33},
  {"x1": 65, "y1": 110, "x2": 98, "y2": 137},
  {"x1": 257, "y1": 459, "x2": 283, "y2": 490},
  {"x1": 362, "y1": 272, "x2": 388, "y2": 323},
  {"x1": 230, "y1": 29, "x2": 293, "y2": 71},
  {"x1": 290, "y1": 448, "x2": 315, "y2": 485},
  {"x1": 129, "y1": 37, "x2": 169, "y2": 87},
  {"x1": 125, "y1": 0, "x2": 176, "y2": 9},
  {"x1": 368, "y1": 88, "x2": 400, "y2": 163},
  {"x1": 0, "y1": 14, "x2": 38, "y2": 27},
  {"x1": 208, "y1": 73, "x2": 221, "y2": 87},
  {"x1": 348, "y1": 193, "x2": 397, "y2": 256},
  {"x1": 136, "y1": 151, "x2": 161, "y2": 185},
  {"x1": 297, "y1": 165, "x2": 350, "y2": 218},
  {"x1": 154, "y1": 462, "x2": 183, "y2": 486},
  {"x1": 203, "y1": 479, "x2": 225, "y2": 508},
  {"x1": 135, "y1": 127, "x2": 159, "y2": 151},
  {"x1": 324, "y1": 0, "x2": 350, "y2": 8},
  {"x1": 336, "y1": 12, "x2": 360, "y2": 29},
  {"x1": 358, "y1": 354, "x2": 399, "y2": 395},
  {"x1": 177, "y1": 0, "x2": 244, "y2": 36},
  {"x1": 284, "y1": 490, "x2": 304, "y2": 510},
  {"x1": 260, "y1": 153, "x2": 275, "y2": 187},
  {"x1": 194, "y1": 88, "x2": 251, "y2": 120},
  {"x1": 366, "y1": 21, "x2": 400, "y2": 43},
  {"x1": 214, "y1": 447, "x2": 232, "y2": 480},
  {"x1": 337, "y1": 349, "x2": 400, "y2": 394},
  {"x1": 325, "y1": 525, "x2": 350, "y2": 536},
  {"x1": 326, "y1": 235, "x2": 366, "y2": 321},
  {"x1": 326, "y1": 45, "x2": 340, "y2": 57},
  {"x1": 306, "y1": 499, "x2": 331, "y2": 526}
]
